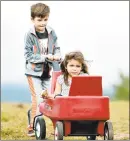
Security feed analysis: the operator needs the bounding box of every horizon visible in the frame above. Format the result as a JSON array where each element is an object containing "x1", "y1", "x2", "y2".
[{"x1": 1, "y1": 83, "x2": 115, "y2": 103}]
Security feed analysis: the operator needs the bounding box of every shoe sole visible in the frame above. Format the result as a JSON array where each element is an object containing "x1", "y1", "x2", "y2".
[{"x1": 27, "y1": 133, "x2": 35, "y2": 137}]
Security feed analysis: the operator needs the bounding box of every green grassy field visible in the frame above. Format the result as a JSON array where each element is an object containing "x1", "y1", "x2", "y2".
[{"x1": 1, "y1": 101, "x2": 129, "y2": 140}]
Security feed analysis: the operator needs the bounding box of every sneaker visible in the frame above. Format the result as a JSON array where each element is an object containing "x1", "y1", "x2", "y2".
[{"x1": 27, "y1": 125, "x2": 35, "y2": 137}]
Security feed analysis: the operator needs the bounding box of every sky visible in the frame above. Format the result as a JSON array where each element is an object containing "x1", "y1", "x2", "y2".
[{"x1": 1, "y1": 1, "x2": 129, "y2": 88}]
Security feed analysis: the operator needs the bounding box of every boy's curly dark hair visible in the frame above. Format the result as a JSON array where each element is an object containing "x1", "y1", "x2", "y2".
[
  {"x1": 31, "y1": 3, "x2": 50, "y2": 19},
  {"x1": 60, "y1": 51, "x2": 89, "y2": 85}
]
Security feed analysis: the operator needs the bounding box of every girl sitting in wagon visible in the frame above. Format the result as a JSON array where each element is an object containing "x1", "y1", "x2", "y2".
[{"x1": 42, "y1": 51, "x2": 89, "y2": 98}]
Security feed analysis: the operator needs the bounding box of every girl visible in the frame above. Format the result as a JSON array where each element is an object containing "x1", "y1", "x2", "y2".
[
  {"x1": 42, "y1": 51, "x2": 89, "y2": 98},
  {"x1": 54, "y1": 51, "x2": 89, "y2": 97}
]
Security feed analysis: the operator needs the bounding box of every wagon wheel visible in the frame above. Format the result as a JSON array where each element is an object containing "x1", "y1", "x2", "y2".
[
  {"x1": 35, "y1": 117, "x2": 46, "y2": 140},
  {"x1": 86, "y1": 135, "x2": 96, "y2": 140},
  {"x1": 104, "y1": 121, "x2": 114, "y2": 140},
  {"x1": 54, "y1": 121, "x2": 64, "y2": 140}
]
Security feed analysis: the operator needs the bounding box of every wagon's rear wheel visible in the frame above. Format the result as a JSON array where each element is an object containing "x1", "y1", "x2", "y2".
[
  {"x1": 54, "y1": 121, "x2": 64, "y2": 140},
  {"x1": 86, "y1": 135, "x2": 96, "y2": 140},
  {"x1": 104, "y1": 121, "x2": 114, "y2": 140}
]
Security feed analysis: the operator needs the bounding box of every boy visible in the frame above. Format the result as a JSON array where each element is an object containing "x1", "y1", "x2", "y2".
[{"x1": 24, "y1": 3, "x2": 61, "y2": 136}]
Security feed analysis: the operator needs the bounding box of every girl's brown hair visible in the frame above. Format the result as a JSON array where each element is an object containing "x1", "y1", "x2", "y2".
[
  {"x1": 31, "y1": 3, "x2": 50, "y2": 19},
  {"x1": 60, "y1": 51, "x2": 89, "y2": 85}
]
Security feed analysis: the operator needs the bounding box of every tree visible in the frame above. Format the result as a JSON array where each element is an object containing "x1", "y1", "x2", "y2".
[{"x1": 113, "y1": 72, "x2": 129, "y2": 100}]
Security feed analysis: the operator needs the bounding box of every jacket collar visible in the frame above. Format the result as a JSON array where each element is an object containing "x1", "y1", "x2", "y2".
[{"x1": 30, "y1": 25, "x2": 53, "y2": 36}]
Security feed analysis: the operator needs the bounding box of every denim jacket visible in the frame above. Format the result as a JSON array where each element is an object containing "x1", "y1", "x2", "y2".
[{"x1": 24, "y1": 25, "x2": 61, "y2": 77}]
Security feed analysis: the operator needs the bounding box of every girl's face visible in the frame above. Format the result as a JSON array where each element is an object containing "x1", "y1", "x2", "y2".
[{"x1": 66, "y1": 59, "x2": 82, "y2": 77}]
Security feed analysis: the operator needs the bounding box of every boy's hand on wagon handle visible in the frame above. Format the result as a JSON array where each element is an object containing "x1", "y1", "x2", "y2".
[
  {"x1": 53, "y1": 55, "x2": 61, "y2": 61},
  {"x1": 46, "y1": 54, "x2": 54, "y2": 61}
]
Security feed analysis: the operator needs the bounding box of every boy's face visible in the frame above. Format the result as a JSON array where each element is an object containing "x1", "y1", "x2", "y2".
[{"x1": 31, "y1": 15, "x2": 49, "y2": 32}]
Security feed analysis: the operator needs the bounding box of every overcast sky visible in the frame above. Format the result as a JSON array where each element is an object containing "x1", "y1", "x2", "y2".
[{"x1": 1, "y1": 1, "x2": 129, "y2": 88}]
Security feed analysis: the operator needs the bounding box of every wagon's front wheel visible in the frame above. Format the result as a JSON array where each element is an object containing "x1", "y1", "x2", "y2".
[
  {"x1": 35, "y1": 117, "x2": 46, "y2": 140},
  {"x1": 54, "y1": 121, "x2": 64, "y2": 140},
  {"x1": 104, "y1": 121, "x2": 114, "y2": 140}
]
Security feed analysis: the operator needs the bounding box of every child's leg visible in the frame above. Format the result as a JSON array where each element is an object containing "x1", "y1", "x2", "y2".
[
  {"x1": 27, "y1": 76, "x2": 43, "y2": 128},
  {"x1": 27, "y1": 108, "x2": 31, "y2": 126}
]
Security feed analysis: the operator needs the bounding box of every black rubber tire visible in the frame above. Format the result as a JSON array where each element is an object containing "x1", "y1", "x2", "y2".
[
  {"x1": 86, "y1": 135, "x2": 96, "y2": 140},
  {"x1": 35, "y1": 117, "x2": 46, "y2": 140},
  {"x1": 104, "y1": 121, "x2": 114, "y2": 140},
  {"x1": 54, "y1": 121, "x2": 64, "y2": 140}
]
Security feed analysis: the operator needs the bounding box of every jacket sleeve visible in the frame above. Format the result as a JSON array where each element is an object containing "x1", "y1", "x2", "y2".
[
  {"x1": 24, "y1": 32, "x2": 47, "y2": 63},
  {"x1": 53, "y1": 40, "x2": 61, "y2": 57},
  {"x1": 52, "y1": 31, "x2": 62, "y2": 59}
]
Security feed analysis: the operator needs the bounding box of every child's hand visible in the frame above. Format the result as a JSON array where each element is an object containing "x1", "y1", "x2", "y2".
[
  {"x1": 53, "y1": 55, "x2": 61, "y2": 61},
  {"x1": 47, "y1": 94, "x2": 55, "y2": 99},
  {"x1": 46, "y1": 54, "x2": 54, "y2": 61}
]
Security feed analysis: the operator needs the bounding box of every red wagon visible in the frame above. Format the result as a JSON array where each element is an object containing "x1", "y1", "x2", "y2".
[{"x1": 34, "y1": 71, "x2": 114, "y2": 140}]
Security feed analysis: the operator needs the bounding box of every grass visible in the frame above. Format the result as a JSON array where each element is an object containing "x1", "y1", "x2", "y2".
[{"x1": 1, "y1": 101, "x2": 129, "y2": 140}]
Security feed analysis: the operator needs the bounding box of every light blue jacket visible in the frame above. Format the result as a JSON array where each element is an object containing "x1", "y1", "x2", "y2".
[{"x1": 24, "y1": 25, "x2": 61, "y2": 76}]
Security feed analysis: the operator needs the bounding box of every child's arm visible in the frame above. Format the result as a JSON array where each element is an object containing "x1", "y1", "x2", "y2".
[
  {"x1": 52, "y1": 31, "x2": 62, "y2": 61},
  {"x1": 24, "y1": 32, "x2": 47, "y2": 63},
  {"x1": 53, "y1": 46, "x2": 61, "y2": 61},
  {"x1": 41, "y1": 82, "x2": 62, "y2": 99},
  {"x1": 54, "y1": 81, "x2": 62, "y2": 95}
]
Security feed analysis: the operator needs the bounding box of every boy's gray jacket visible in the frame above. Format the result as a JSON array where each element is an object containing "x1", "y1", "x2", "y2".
[{"x1": 24, "y1": 25, "x2": 61, "y2": 76}]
